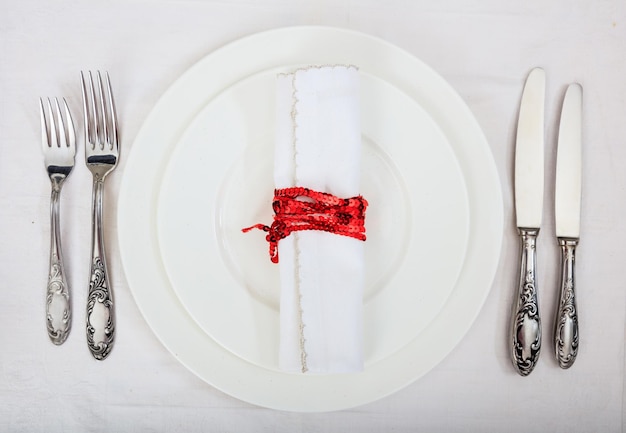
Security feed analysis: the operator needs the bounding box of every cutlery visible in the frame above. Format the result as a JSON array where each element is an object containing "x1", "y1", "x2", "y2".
[
  {"x1": 553, "y1": 83, "x2": 582, "y2": 369},
  {"x1": 40, "y1": 97, "x2": 76, "y2": 345},
  {"x1": 511, "y1": 67, "x2": 545, "y2": 376},
  {"x1": 82, "y1": 71, "x2": 119, "y2": 360}
]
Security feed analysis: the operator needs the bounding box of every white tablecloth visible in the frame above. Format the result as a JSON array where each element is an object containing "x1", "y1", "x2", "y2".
[{"x1": 1, "y1": 1, "x2": 625, "y2": 431}]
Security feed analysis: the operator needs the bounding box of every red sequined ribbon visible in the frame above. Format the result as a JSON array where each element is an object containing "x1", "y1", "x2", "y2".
[{"x1": 242, "y1": 187, "x2": 368, "y2": 263}]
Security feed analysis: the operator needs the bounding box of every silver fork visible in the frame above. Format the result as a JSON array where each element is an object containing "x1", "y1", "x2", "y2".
[
  {"x1": 81, "y1": 71, "x2": 119, "y2": 360},
  {"x1": 40, "y1": 97, "x2": 76, "y2": 345}
]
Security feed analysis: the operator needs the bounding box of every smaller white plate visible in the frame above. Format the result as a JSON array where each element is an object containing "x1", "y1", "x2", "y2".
[{"x1": 157, "y1": 69, "x2": 469, "y2": 369}]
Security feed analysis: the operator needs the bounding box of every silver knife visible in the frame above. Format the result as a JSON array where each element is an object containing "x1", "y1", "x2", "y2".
[
  {"x1": 554, "y1": 83, "x2": 582, "y2": 369},
  {"x1": 511, "y1": 67, "x2": 545, "y2": 376}
]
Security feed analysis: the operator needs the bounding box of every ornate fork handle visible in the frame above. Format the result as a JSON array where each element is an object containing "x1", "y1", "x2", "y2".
[
  {"x1": 554, "y1": 238, "x2": 579, "y2": 368},
  {"x1": 86, "y1": 177, "x2": 115, "y2": 360},
  {"x1": 46, "y1": 184, "x2": 71, "y2": 345},
  {"x1": 511, "y1": 228, "x2": 542, "y2": 376}
]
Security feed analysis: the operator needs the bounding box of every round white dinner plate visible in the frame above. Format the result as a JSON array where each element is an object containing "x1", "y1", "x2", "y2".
[{"x1": 118, "y1": 26, "x2": 503, "y2": 412}]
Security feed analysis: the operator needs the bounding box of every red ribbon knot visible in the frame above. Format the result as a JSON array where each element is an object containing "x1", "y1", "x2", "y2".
[{"x1": 242, "y1": 187, "x2": 368, "y2": 263}]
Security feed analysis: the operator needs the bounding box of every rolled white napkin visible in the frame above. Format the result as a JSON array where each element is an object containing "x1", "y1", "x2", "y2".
[{"x1": 274, "y1": 65, "x2": 364, "y2": 374}]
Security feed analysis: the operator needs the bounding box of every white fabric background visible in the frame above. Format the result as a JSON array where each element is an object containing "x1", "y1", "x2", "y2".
[{"x1": 1, "y1": 0, "x2": 625, "y2": 431}]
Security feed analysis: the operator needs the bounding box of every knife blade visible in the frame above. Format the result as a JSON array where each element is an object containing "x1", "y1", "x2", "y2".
[
  {"x1": 554, "y1": 83, "x2": 582, "y2": 369},
  {"x1": 511, "y1": 67, "x2": 545, "y2": 376}
]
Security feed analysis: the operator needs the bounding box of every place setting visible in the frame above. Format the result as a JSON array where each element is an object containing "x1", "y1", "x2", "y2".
[
  {"x1": 11, "y1": 0, "x2": 625, "y2": 428},
  {"x1": 42, "y1": 26, "x2": 595, "y2": 412}
]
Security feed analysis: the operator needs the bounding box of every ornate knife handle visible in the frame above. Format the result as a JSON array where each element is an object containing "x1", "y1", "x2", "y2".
[
  {"x1": 554, "y1": 238, "x2": 579, "y2": 368},
  {"x1": 46, "y1": 188, "x2": 71, "y2": 345},
  {"x1": 511, "y1": 228, "x2": 542, "y2": 376},
  {"x1": 86, "y1": 179, "x2": 115, "y2": 360}
]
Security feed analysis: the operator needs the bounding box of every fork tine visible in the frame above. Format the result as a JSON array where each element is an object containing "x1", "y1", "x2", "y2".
[
  {"x1": 104, "y1": 72, "x2": 118, "y2": 150},
  {"x1": 82, "y1": 71, "x2": 100, "y2": 149},
  {"x1": 62, "y1": 98, "x2": 76, "y2": 151},
  {"x1": 80, "y1": 71, "x2": 91, "y2": 148},
  {"x1": 40, "y1": 98, "x2": 50, "y2": 150},
  {"x1": 46, "y1": 98, "x2": 58, "y2": 148},
  {"x1": 90, "y1": 71, "x2": 103, "y2": 150},
  {"x1": 54, "y1": 98, "x2": 67, "y2": 149},
  {"x1": 96, "y1": 71, "x2": 109, "y2": 150}
]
